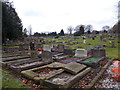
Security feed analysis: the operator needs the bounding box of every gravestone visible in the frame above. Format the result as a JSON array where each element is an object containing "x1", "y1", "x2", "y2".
[
  {"x1": 91, "y1": 49, "x2": 106, "y2": 57},
  {"x1": 58, "y1": 45, "x2": 64, "y2": 52},
  {"x1": 85, "y1": 46, "x2": 93, "y2": 52},
  {"x1": 43, "y1": 45, "x2": 51, "y2": 52},
  {"x1": 63, "y1": 49, "x2": 74, "y2": 56},
  {"x1": 51, "y1": 45, "x2": 58, "y2": 52},
  {"x1": 49, "y1": 43, "x2": 53, "y2": 49},
  {"x1": 94, "y1": 44, "x2": 104, "y2": 49},
  {"x1": 74, "y1": 49, "x2": 87, "y2": 57},
  {"x1": 83, "y1": 40, "x2": 86, "y2": 44},
  {"x1": 41, "y1": 51, "x2": 53, "y2": 61},
  {"x1": 63, "y1": 62, "x2": 87, "y2": 74},
  {"x1": 111, "y1": 41, "x2": 115, "y2": 48}
]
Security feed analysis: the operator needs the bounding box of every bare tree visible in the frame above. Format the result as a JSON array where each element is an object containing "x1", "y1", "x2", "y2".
[
  {"x1": 85, "y1": 25, "x2": 93, "y2": 34},
  {"x1": 102, "y1": 25, "x2": 110, "y2": 31},
  {"x1": 28, "y1": 25, "x2": 32, "y2": 36},
  {"x1": 67, "y1": 26, "x2": 74, "y2": 35},
  {"x1": 74, "y1": 25, "x2": 82, "y2": 31}
]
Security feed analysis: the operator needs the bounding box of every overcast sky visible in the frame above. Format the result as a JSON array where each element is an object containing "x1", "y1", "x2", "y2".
[{"x1": 10, "y1": 0, "x2": 118, "y2": 34}]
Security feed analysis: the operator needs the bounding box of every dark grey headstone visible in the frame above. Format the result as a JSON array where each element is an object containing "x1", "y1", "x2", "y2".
[
  {"x1": 91, "y1": 49, "x2": 106, "y2": 57},
  {"x1": 64, "y1": 49, "x2": 74, "y2": 56},
  {"x1": 58, "y1": 45, "x2": 64, "y2": 52},
  {"x1": 41, "y1": 51, "x2": 53, "y2": 61}
]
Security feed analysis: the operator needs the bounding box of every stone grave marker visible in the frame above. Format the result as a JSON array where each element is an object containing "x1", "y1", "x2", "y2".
[
  {"x1": 85, "y1": 46, "x2": 93, "y2": 52},
  {"x1": 91, "y1": 49, "x2": 106, "y2": 57},
  {"x1": 74, "y1": 49, "x2": 87, "y2": 57},
  {"x1": 58, "y1": 44, "x2": 64, "y2": 52},
  {"x1": 43, "y1": 45, "x2": 51, "y2": 52},
  {"x1": 48, "y1": 43, "x2": 53, "y2": 49},
  {"x1": 94, "y1": 44, "x2": 104, "y2": 49},
  {"x1": 111, "y1": 41, "x2": 115, "y2": 48},
  {"x1": 63, "y1": 62, "x2": 87, "y2": 74},
  {"x1": 63, "y1": 49, "x2": 74, "y2": 56},
  {"x1": 51, "y1": 45, "x2": 58, "y2": 52},
  {"x1": 41, "y1": 51, "x2": 53, "y2": 61}
]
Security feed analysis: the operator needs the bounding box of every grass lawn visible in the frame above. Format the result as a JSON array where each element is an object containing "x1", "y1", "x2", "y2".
[
  {"x1": 44, "y1": 35, "x2": 119, "y2": 59},
  {"x1": 1, "y1": 69, "x2": 31, "y2": 89}
]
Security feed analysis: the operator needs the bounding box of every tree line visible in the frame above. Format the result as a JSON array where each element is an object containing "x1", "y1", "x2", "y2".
[{"x1": 2, "y1": 1, "x2": 118, "y2": 44}]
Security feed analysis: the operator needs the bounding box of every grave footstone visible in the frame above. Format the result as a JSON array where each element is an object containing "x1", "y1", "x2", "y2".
[{"x1": 74, "y1": 49, "x2": 87, "y2": 57}]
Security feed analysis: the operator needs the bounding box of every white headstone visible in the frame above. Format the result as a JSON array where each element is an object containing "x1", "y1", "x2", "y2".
[
  {"x1": 74, "y1": 49, "x2": 87, "y2": 57},
  {"x1": 83, "y1": 40, "x2": 86, "y2": 44}
]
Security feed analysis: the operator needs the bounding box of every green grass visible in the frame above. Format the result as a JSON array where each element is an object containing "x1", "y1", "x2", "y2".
[
  {"x1": 44, "y1": 35, "x2": 119, "y2": 59},
  {"x1": 1, "y1": 69, "x2": 31, "y2": 88}
]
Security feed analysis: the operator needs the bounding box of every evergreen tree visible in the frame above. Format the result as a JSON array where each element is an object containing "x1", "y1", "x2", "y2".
[
  {"x1": 2, "y1": 1, "x2": 23, "y2": 43},
  {"x1": 59, "y1": 29, "x2": 64, "y2": 36}
]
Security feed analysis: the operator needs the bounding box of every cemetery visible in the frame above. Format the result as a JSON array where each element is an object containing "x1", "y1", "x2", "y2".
[
  {"x1": 1, "y1": 0, "x2": 120, "y2": 89},
  {"x1": 1, "y1": 34, "x2": 120, "y2": 89}
]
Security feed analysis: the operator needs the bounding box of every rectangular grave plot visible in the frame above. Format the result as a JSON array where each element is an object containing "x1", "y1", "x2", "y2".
[
  {"x1": 10, "y1": 59, "x2": 52, "y2": 73},
  {"x1": 33, "y1": 67, "x2": 62, "y2": 80},
  {"x1": 44, "y1": 67, "x2": 92, "y2": 88},
  {"x1": 2, "y1": 56, "x2": 30, "y2": 62},
  {"x1": 5, "y1": 58, "x2": 31, "y2": 65},
  {"x1": 79, "y1": 57, "x2": 105, "y2": 68}
]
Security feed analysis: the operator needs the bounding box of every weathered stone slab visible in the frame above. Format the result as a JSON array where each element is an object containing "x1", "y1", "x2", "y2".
[
  {"x1": 63, "y1": 62, "x2": 87, "y2": 74},
  {"x1": 21, "y1": 70, "x2": 39, "y2": 79},
  {"x1": 48, "y1": 62, "x2": 65, "y2": 68},
  {"x1": 4, "y1": 58, "x2": 31, "y2": 65},
  {"x1": 21, "y1": 65, "x2": 64, "y2": 81},
  {"x1": 44, "y1": 67, "x2": 91, "y2": 88}
]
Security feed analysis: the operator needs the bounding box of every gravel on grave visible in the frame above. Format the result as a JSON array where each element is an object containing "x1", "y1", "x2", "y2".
[
  {"x1": 72, "y1": 59, "x2": 108, "y2": 88},
  {"x1": 48, "y1": 71, "x2": 74, "y2": 84},
  {"x1": 94, "y1": 60, "x2": 120, "y2": 89}
]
